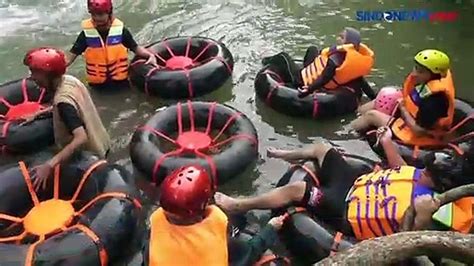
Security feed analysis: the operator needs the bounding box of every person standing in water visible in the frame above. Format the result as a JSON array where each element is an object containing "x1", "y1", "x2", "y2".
[
  {"x1": 23, "y1": 47, "x2": 110, "y2": 190},
  {"x1": 67, "y1": 0, "x2": 157, "y2": 90},
  {"x1": 262, "y1": 27, "x2": 376, "y2": 100}
]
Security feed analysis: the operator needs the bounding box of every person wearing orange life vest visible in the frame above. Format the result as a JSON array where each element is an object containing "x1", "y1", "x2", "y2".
[
  {"x1": 67, "y1": 0, "x2": 157, "y2": 90},
  {"x1": 351, "y1": 49, "x2": 455, "y2": 147},
  {"x1": 215, "y1": 127, "x2": 474, "y2": 248},
  {"x1": 262, "y1": 27, "x2": 376, "y2": 100},
  {"x1": 141, "y1": 165, "x2": 286, "y2": 266}
]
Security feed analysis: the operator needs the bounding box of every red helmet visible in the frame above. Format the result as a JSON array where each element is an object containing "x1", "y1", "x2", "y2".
[
  {"x1": 23, "y1": 47, "x2": 67, "y2": 76},
  {"x1": 160, "y1": 165, "x2": 213, "y2": 218},
  {"x1": 88, "y1": 0, "x2": 113, "y2": 14}
]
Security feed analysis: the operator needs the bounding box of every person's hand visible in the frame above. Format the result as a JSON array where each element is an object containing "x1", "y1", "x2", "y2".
[
  {"x1": 145, "y1": 54, "x2": 158, "y2": 67},
  {"x1": 19, "y1": 113, "x2": 38, "y2": 126},
  {"x1": 268, "y1": 215, "x2": 286, "y2": 230},
  {"x1": 376, "y1": 126, "x2": 392, "y2": 143},
  {"x1": 413, "y1": 194, "x2": 441, "y2": 230},
  {"x1": 32, "y1": 162, "x2": 54, "y2": 191},
  {"x1": 297, "y1": 86, "x2": 311, "y2": 98},
  {"x1": 396, "y1": 98, "x2": 405, "y2": 109},
  {"x1": 414, "y1": 194, "x2": 441, "y2": 215}
]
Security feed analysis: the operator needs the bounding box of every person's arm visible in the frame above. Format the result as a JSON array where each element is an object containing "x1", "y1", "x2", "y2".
[
  {"x1": 133, "y1": 46, "x2": 154, "y2": 59},
  {"x1": 416, "y1": 93, "x2": 449, "y2": 130},
  {"x1": 122, "y1": 28, "x2": 156, "y2": 62},
  {"x1": 412, "y1": 195, "x2": 441, "y2": 230},
  {"x1": 244, "y1": 224, "x2": 279, "y2": 264},
  {"x1": 30, "y1": 106, "x2": 53, "y2": 118},
  {"x1": 398, "y1": 101, "x2": 432, "y2": 136},
  {"x1": 228, "y1": 216, "x2": 283, "y2": 266},
  {"x1": 47, "y1": 103, "x2": 87, "y2": 167},
  {"x1": 306, "y1": 58, "x2": 337, "y2": 93},
  {"x1": 19, "y1": 105, "x2": 53, "y2": 125},
  {"x1": 68, "y1": 31, "x2": 87, "y2": 66},
  {"x1": 378, "y1": 127, "x2": 407, "y2": 168},
  {"x1": 67, "y1": 53, "x2": 79, "y2": 67},
  {"x1": 225, "y1": 182, "x2": 306, "y2": 212}
]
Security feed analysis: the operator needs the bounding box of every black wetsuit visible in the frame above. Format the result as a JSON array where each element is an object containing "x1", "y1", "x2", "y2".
[{"x1": 276, "y1": 148, "x2": 370, "y2": 236}]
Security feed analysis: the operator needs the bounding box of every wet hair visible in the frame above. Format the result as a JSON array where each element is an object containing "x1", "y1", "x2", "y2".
[
  {"x1": 424, "y1": 149, "x2": 474, "y2": 192},
  {"x1": 344, "y1": 27, "x2": 361, "y2": 48}
]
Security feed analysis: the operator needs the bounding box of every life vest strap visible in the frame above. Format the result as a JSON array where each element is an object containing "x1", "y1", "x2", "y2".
[
  {"x1": 282, "y1": 206, "x2": 307, "y2": 221},
  {"x1": 289, "y1": 164, "x2": 320, "y2": 187}
]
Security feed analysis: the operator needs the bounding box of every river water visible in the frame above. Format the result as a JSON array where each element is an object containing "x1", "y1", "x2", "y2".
[{"x1": 0, "y1": 0, "x2": 473, "y2": 264}]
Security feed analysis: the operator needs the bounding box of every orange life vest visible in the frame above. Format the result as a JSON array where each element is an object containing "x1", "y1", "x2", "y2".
[
  {"x1": 300, "y1": 43, "x2": 374, "y2": 90},
  {"x1": 81, "y1": 18, "x2": 129, "y2": 85},
  {"x1": 148, "y1": 205, "x2": 229, "y2": 266},
  {"x1": 391, "y1": 71, "x2": 456, "y2": 146},
  {"x1": 346, "y1": 166, "x2": 472, "y2": 240}
]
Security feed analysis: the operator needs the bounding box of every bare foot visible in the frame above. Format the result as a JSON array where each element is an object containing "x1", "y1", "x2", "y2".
[
  {"x1": 266, "y1": 147, "x2": 291, "y2": 159},
  {"x1": 214, "y1": 192, "x2": 242, "y2": 213}
]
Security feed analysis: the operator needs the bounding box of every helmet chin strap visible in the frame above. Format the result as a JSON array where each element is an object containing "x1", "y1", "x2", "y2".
[
  {"x1": 107, "y1": 14, "x2": 114, "y2": 27},
  {"x1": 90, "y1": 13, "x2": 113, "y2": 29}
]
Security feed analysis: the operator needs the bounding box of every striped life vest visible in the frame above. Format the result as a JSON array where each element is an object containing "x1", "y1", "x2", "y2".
[{"x1": 81, "y1": 18, "x2": 129, "y2": 85}]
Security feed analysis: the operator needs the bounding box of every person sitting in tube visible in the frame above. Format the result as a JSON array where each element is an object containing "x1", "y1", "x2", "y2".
[
  {"x1": 351, "y1": 49, "x2": 455, "y2": 147},
  {"x1": 67, "y1": 0, "x2": 157, "y2": 90},
  {"x1": 215, "y1": 127, "x2": 474, "y2": 247},
  {"x1": 262, "y1": 27, "x2": 376, "y2": 100},
  {"x1": 23, "y1": 47, "x2": 111, "y2": 191},
  {"x1": 141, "y1": 165, "x2": 286, "y2": 266}
]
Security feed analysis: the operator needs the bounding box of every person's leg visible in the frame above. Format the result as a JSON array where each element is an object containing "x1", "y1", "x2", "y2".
[
  {"x1": 262, "y1": 52, "x2": 302, "y2": 86},
  {"x1": 349, "y1": 109, "x2": 391, "y2": 132},
  {"x1": 357, "y1": 100, "x2": 375, "y2": 114},
  {"x1": 267, "y1": 142, "x2": 332, "y2": 168},
  {"x1": 215, "y1": 143, "x2": 353, "y2": 213},
  {"x1": 303, "y1": 46, "x2": 319, "y2": 67},
  {"x1": 214, "y1": 181, "x2": 307, "y2": 213}
]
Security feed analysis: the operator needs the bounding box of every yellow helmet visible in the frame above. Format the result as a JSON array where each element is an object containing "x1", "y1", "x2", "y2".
[{"x1": 414, "y1": 49, "x2": 450, "y2": 76}]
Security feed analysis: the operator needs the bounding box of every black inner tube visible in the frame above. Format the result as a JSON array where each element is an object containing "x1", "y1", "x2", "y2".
[
  {"x1": 254, "y1": 64, "x2": 361, "y2": 118},
  {"x1": 129, "y1": 37, "x2": 234, "y2": 99},
  {"x1": 0, "y1": 154, "x2": 144, "y2": 265},
  {"x1": 0, "y1": 78, "x2": 54, "y2": 154},
  {"x1": 130, "y1": 101, "x2": 258, "y2": 185}
]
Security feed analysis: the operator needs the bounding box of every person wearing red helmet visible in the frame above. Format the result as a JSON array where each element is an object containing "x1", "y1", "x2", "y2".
[
  {"x1": 142, "y1": 165, "x2": 286, "y2": 266},
  {"x1": 23, "y1": 47, "x2": 110, "y2": 190},
  {"x1": 67, "y1": 0, "x2": 157, "y2": 90}
]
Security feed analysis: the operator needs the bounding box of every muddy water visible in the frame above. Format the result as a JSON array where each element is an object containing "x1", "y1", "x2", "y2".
[{"x1": 0, "y1": 0, "x2": 473, "y2": 264}]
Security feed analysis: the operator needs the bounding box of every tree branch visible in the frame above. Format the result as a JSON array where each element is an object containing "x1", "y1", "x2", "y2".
[
  {"x1": 401, "y1": 184, "x2": 474, "y2": 231},
  {"x1": 315, "y1": 231, "x2": 474, "y2": 265}
]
